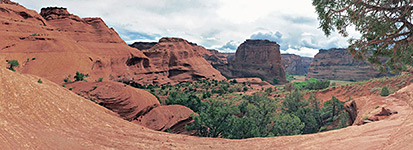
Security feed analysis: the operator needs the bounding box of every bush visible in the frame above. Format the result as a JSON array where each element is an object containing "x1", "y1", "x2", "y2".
[
  {"x1": 166, "y1": 92, "x2": 206, "y2": 113},
  {"x1": 97, "y1": 77, "x2": 103, "y2": 82},
  {"x1": 380, "y1": 86, "x2": 390, "y2": 96},
  {"x1": 7, "y1": 60, "x2": 19, "y2": 71},
  {"x1": 74, "y1": 72, "x2": 89, "y2": 81},
  {"x1": 37, "y1": 79, "x2": 43, "y2": 83}
]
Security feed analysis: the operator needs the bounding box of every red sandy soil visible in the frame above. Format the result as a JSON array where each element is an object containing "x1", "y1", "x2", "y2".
[
  {"x1": 308, "y1": 74, "x2": 413, "y2": 103},
  {"x1": 1, "y1": 67, "x2": 412, "y2": 149}
]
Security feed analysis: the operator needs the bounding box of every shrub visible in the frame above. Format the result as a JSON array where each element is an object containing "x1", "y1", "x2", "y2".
[
  {"x1": 97, "y1": 77, "x2": 103, "y2": 82},
  {"x1": 7, "y1": 60, "x2": 19, "y2": 71},
  {"x1": 380, "y1": 86, "x2": 390, "y2": 97},
  {"x1": 74, "y1": 72, "x2": 89, "y2": 81},
  {"x1": 37, "y1": 79, "x2": 43, "y2": 83}
]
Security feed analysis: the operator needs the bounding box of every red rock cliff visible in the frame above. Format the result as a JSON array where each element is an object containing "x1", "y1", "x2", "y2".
[
  {"x1": 129, "y1": 38, "x2": 226, "y2": 85},
  {"x1": 227, "y1": 39, "x2": 286, "y2": 84},
  {"x1": 281, "y1": 54, "x2": 313, "y2": 75},
  {"x1": 306, "y1": 48, "x2": 387, "y2": 81}
]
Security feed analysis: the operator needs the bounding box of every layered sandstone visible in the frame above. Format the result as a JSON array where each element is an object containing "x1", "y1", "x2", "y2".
[
  {"x1": 66, "y1": 81, "x2": 194, "y2": 133},
  {"x1": 307, "y1": 48, "x2": 386, "y2": 81},
  {"x1": 129, "y1": 38, "x2": 225, "y2": 84},
  {"x1": 281, "y1": 54, "x2": 313, "y2": 75},
  {"x1": 0, "y1": 4, "x2": 152, "y2": 84},
  {"x1": 1, "y1": 4, "x2": 225, "y2": 86},
  {"x1": 227, "y1": 39, "x2": 286, "y2": 84}
]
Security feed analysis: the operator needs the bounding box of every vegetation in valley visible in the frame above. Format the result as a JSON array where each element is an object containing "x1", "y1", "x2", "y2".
[{"x1": 125, "y1": 78, "x2": 349, "y2": 139}]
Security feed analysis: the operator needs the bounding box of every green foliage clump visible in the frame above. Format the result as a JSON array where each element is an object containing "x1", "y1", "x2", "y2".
[
  {"x1": 380, "y1": 86, "x2": 390, "y2": 97},
  {"x1": 37, "y1": 79, "x2": 43, "y2": 83},
  {"x1": 186, "y1": 100, "x2": 237, "y2": 138},
  {"x1": 74, "y1": 72, "x2": 89, "y2": 81},
  {"x1": 166, "y1": 92, "x2": 206, "y2": 113},
  {"x1": 286, "y1": 73, "x2": 296, "y2": 83},
  {"x1": 293, "y1": 78, "x2": 330, "y2": 90},
  {"x1": 7, "y1": 60, "x2": 19, "y2": 71}
]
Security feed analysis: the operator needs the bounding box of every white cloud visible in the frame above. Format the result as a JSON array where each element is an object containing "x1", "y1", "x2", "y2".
[
  {"x1": 14, "y1": 0, "x2": 361, "y2": 57},
  {"x1": 282, "y1": 47, "x2": 320, "y2": 58}
]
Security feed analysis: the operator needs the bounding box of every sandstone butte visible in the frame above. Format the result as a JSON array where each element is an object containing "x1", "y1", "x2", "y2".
[
  {"x1": 281, "y1": 54, "x2": 313, "y2": 75},
  {"x1": 206, "y1": 39, "x2": 287, "y2": 84},
  {"x1": 0, "y1": 1, "x2": 224, "y2": 86},
  {"x1": 307, "y1": 48, "x2": 387, "y2": 81},
  {"x1": 129, "y1": 37, "x2": 225, "y2": 85},
  {"x1": 1, "y1": 66, "x2": 413, "y2": 149}
]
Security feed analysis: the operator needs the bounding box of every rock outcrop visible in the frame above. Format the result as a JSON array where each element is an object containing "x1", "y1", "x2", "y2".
[
  {"x1": 0, "y1": 4, "x2": 226, "y2": 85},
  {"x1": 0, "y1": 4, "x2": 152, "y2": 84},
  {"x1": 129, "y1": 38, "x2": 226, "y2": 85},
  {"x1": 66, "y1": 81, "x2": 194, "y2": 133},
  {"x1": 136, "y1": 105, "x2": 195, "y2": 134},
  {"x1": 226, "y1": 40, "x2": 286, "y2": 84},
  {"x1": 281, "y1": 54, "x2": 313, "y2": 75},
  {"x1": 129, "y1": 42, "x2": 157, "y2": 50},
  {"x1": 306, "y1": 48, "x2": 386, "y2": 81},
  {"x1": 66, "y1": 81, "x2": 160, "y2": 121}
]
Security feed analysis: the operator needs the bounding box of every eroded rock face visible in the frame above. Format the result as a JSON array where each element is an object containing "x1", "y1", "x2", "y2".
[
  {"x1": 40, "y1": 7, "x2": 81, "y2": 21},
  {"x1": 228, "y1": 40, "x2": 286, "y2": 84},
  {"x1": 307, "y1": 48, "x2": 386, "y2": 81},
  {"x1": 129, "y1": 42, "x2": 157, "y2": 50},
  {"x1": 129, "y1": 38, "x2": 226, "y2": 85},
  {"x1": 67, "y1": 81, "x2": 194, "y2": 133},
  {"x1": 67, "y1": 81, "x2": 160, "y2": 121},
  {"x1": 0, "y1": 5, "x2": 152, "y2": 83},
  {"x1": 136, "y1": 105, "x2": 195, "y2": 134},
  {"x1": 281, "y1": 54, "x2": 313, "y2": 75},
  {"x1": 0, "y1": 0, "x2": 18, "y2": 5}
]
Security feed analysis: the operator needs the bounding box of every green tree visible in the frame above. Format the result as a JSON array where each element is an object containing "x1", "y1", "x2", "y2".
[
  {"x1": 271, "y1": 113, "x2": 304, "y2": 136},
  {"x1": 380, "y1": 86, "x2": 390, "y2": 96},
  {"x1": 238, "y1": 94, "x2": 278, "y2": 137},
  {"x1": 7, "y1": 60, "x2": 19, "y2": 71},
  {"x1": 166, "y1": 92, "x2": 206, "y2": 113},
  {"x1": 313, "y1": 0, "x2": 413, "y2": 71},
  {"x1": 186, "y1": 100, "x2": 238, "y2": 137},
  {"x1": 321, "y1": 96, "x2": 345, "y2": 125},
  {"x1": 225, "y1": 117, "x2": 260, "y2": 139},
  {"x1": 282, "y1": 89, "x2": 308, "y2": 114}
]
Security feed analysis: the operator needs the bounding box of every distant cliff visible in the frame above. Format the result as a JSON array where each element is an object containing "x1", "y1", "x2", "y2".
[
  {"x1": 281, "y1": 54, "x2": 313, "y2": 75},
  {"x1": 306, "y1": 48, "x2": 387, "y2": 81}
]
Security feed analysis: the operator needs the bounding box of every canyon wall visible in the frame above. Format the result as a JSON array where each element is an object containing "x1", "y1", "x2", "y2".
[
  {"x1": 281, "y1": 54, "x2": 313, "y2": 75},
  {"x1": 307, "y1": 48, "x2": 386, "y2": 81}
]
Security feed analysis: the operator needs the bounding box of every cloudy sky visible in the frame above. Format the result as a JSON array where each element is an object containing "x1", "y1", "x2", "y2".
[{"x1": 15, "y1": 0, "x2": 360, "y2": 57}]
